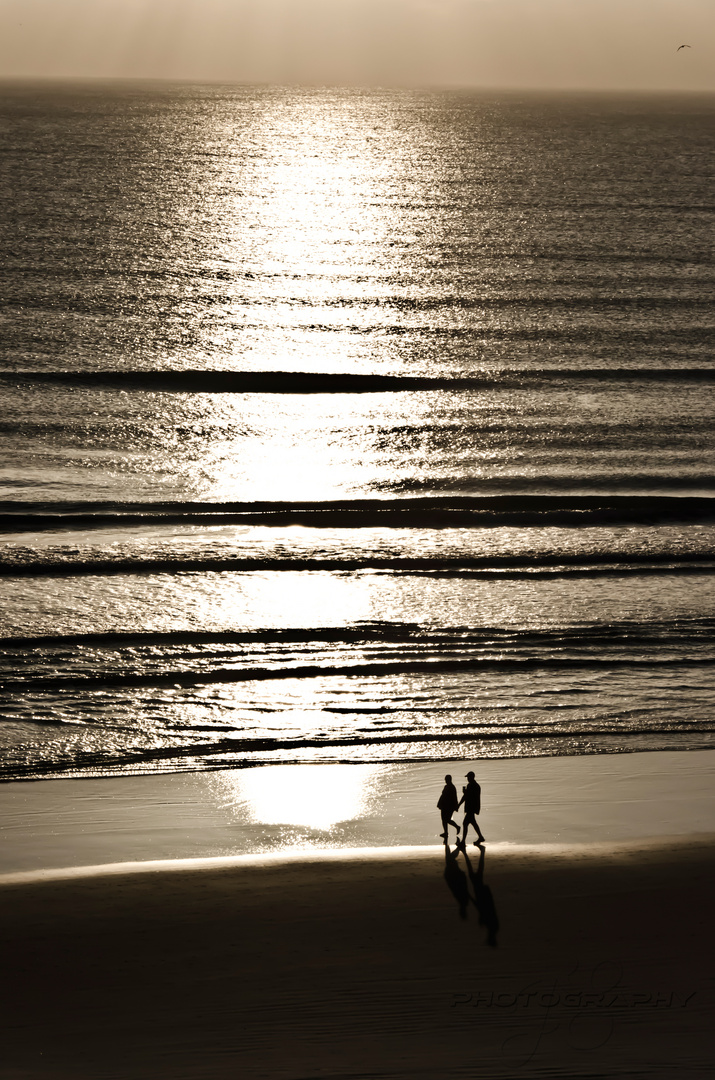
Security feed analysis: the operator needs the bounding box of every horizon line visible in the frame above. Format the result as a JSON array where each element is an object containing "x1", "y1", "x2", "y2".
[{"x1": 1, "y1": 76, "x2": 713, "y2": 96}]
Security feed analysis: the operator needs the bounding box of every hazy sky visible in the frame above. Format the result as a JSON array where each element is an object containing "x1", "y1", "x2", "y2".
[{"x1": 0, "y1": 0, "x2": 712, "y2": 91}]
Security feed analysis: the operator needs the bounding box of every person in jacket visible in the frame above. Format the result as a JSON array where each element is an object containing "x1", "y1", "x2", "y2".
[
  {"x1": 437, "y1": 774, "x2": 461, "y2": 840},
  {"x1": 458, "y1": 770, "x2": 485, "y2": 846}
]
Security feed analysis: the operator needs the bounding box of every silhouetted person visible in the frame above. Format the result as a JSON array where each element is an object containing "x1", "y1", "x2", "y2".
[
  {"x1": 458, "y1": 770, "x2": 485, "y2": 846},
  {"x1": 462, "y1": 845, "x2": 499, "y2": 945},
  {"x1": 437, "y1": 774, "x2": 460, "y2": 839},
  {"x1": 443, "y1": 842, "x2": 470, "y2": 918}
]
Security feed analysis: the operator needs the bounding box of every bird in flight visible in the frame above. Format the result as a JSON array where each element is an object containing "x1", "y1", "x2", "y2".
[{"x1": 677, "y1": 44, "x2": 691, "y2": 50}]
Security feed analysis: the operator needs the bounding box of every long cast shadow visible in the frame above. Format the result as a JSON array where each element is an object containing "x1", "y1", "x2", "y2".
[
  {"x1": 443, "y1": 840, "x2": 500, "y2": 945},
  {"x1": 462, "y1": 845, "x2": 499, "y2": 947},
  {"x1": 443, "y1": 841, "x2": 470, "y2": 919}
]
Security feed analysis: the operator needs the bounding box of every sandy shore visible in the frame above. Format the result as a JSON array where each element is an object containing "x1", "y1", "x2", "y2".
[
  {"x1": 1, "y1": 838, "x2": 714, "y2": 1080},
  {"x1": 2, "y1": 753, "x2": 715, "y2": 1078},
  {"x1": 3, "y1": 750, "x2": 715, "y2": 874}
]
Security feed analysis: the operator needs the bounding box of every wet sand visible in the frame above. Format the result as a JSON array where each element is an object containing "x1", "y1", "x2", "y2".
[
  {"x1": 2, "y1": 753, "x2": 715, "y2": 1078},
  {"x1": 3, "y1": 750, "x2": 715, "y2": 874}
]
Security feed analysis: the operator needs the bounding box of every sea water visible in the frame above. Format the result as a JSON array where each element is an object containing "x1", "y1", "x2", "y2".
[{"x1": 1, "y1": 83, "x2": 713, "y2": 780}]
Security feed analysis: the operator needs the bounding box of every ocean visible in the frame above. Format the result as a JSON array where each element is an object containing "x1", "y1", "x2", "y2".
[{"x1": 1, "y1": 82, "x2": 714, "y2": 781}]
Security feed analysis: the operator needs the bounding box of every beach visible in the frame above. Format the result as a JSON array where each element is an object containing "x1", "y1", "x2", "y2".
[
  {"x1": 2, "y1": 83, "x2": 714, "y2": 1079},
  {"x1": 2, "y1": 753, "x2": 715, "y2": 1079},
  {"x1": 1, "y1": 840, "x2": 713, "y2": 1079}
]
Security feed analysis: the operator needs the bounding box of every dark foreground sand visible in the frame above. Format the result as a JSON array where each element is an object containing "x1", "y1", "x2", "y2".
[{"x1": 1, "y1": 838, "x2": 714, "y2": 1080}]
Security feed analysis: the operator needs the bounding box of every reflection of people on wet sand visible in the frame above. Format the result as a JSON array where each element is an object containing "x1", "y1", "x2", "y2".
[
  {"x1": 458, "y1": 770, "x2": 485, "y2": 846},
  {"x1": 437, "y1": 774, "x2": 461, "y2": 840},
  {"x1": 462, "y1": 845, "x2": 499, "y2": 947}
]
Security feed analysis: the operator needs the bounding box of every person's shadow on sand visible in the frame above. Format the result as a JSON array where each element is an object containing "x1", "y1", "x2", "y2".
[
  {"x1": 443, "y1": 842, "x2": 470, "y2": 919},
  {"x1": 443, "y1": 840, "x2": 500, "y2": 945},
  {"x1": 462, "y1": 845, "x2": 499, "y2": 947}
]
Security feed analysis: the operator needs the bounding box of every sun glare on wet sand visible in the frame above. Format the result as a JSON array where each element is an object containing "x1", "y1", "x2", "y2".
[{"x1": 213, "y1": 762, "x2": 387, "y2": 831}]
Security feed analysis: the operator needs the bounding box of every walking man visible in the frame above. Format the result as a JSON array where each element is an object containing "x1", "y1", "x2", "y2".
[
  {"x1": 458, "y1": 770, "x2": 485, "y2": 846},
  {"x1": 437, "y1": 774, "x2": 461, "y2": 840}
]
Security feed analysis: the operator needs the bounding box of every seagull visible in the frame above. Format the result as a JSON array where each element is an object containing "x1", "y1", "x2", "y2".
[{"x1": 677, "y1": 44, "x2": 692, "y2": 50}]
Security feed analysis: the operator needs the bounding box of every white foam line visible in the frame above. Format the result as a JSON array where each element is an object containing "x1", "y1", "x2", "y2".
[
  {"x1": 0, "y1": 846, "x2": 442, "y2": 884},
  {"x1": 1, "y1": 836, "x2": 699, "y2": 886}
]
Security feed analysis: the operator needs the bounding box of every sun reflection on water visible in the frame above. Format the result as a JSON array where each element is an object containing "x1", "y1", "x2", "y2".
[
  {"x1": 208, "y1": 90, "x2": 448, "y2": 377},
  {"x1": 218, "y1": 570, "x2": 373, "y2": 628},
  {"x1": 174, "y1": 389, "x2": 449, "y2": 502}
]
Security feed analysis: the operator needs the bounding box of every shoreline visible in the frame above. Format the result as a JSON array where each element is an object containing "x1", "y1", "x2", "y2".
[
  {"x1": 2, "y1": 749, "x2": 715, "y2": 875},
  {"x1": 3, "y1": 831, "x2": 711, "y2": 886}
]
